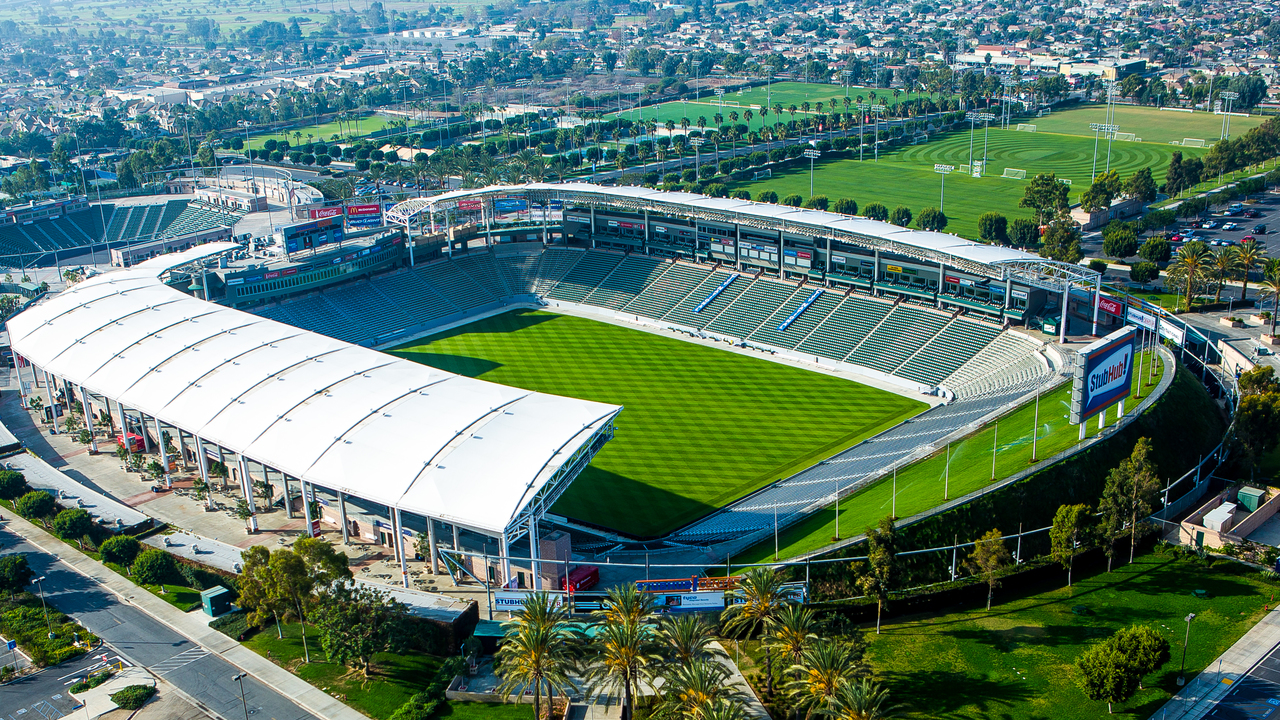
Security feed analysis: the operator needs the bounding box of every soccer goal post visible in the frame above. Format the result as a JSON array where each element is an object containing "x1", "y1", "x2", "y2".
[
  {"x1": 753, "y1": 169, "x2": 771, "y2": 180},
  {"x1": 1002, "y1": 168, "x2": 1027, "y2": 180},
  {"x1": 1016, "y1": 124, "x2": 1038, "y2": 132},
  {"x1": 1182, "y1": 138, "x2": 1207, "y2": 148},
  {"x1": 1114, "y1": 132, "x2": 1136, "y2": 142}
]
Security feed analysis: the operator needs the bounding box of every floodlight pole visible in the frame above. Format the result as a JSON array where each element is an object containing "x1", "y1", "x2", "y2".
[
  {"x1": 934, "y1": 164, "x2": 954, "y2": 212},
  {"x1": 980, "y1": 113, "x2": 995, "y2": 170},
  {"x1": 991, "y1": 421, "x2": 998, "y2": 481},
  {"x1": 966, "y1": 111, "x2": 979, "y2": 171},
  {"x1": 1222, "y1": 91, "x2": 1239, "y2": 139},
  {"x1": 804, "y1": 148, "x2": 820, "y2": 197}
]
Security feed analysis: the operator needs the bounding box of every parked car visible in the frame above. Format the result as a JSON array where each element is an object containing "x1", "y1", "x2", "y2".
[
  {"x1": 1223, "y1": 222, "x2": 1240, "y2": 231},
  {"x1": 1242, "y1": 235, "x2": 1256, "y2": 243},
  {"x1": 1253, "y1": 224, "x2": 1268, "y2": 234},
  {"x1": 1202, "y1": 220, "x2": 1220, "y2": 229},
  {"x1": 1244, "y1": 209, "x2": 1262, "y2": 218}
]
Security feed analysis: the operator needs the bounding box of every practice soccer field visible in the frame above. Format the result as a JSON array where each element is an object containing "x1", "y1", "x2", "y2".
[
  {"x1": 607, "y1": 81, "x2": 917, "y2": 132},
  {"x1": 1030, "y1": 104, "x2": 1267, "y2": 145},
  {"x1": 730, "y1": 126, "x2": 1208, "y2": 238},
  {"x1": 247, "y1": 114, "x2": 409, "y2": 150},
  {"x1": 389, "y1": 310, "x2": 926, "y2": 538}
]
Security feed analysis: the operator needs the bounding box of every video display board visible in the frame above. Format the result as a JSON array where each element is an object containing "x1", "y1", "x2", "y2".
[{"x1": 1069, "y1": 326, "x2": 1136, "y2": 424}]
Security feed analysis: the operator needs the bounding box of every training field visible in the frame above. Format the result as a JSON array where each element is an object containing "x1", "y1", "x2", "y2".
[
  {"x1": 390, "y1": 310, "x2": 926, "y2": 538},
  {"x1": 247, "y1": 114, "x2": 411, "y2": 150},
  {"x1": 730, "y1": 126, "x2": 1207, "y2": 238},
  {"x1": 608, "y1": 81, "x2": 916, "y2": 131},
  {"x1": 733, "y1": 349, "x2": 1169, "y2": 564},
  {"x1": 1031, "y1": 104, "x2": 1268, "y2": 145}
]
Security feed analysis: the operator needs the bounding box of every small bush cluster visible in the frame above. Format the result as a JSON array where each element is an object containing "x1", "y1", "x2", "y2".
[
  {"x1": 70, "y1": 670, "x2": 113, "y2": 693},
  {"x1": 110, "y1": 684, "x2": 156, "y2": 710},
  {"x1": 390, "y1": 657, "x2": 465, "y2": 720},
  {"x1": 210, "y1": 609, "x2": 252, "y2": 641},
  {"x1": 0, "y1": 595, "x2": 96, "y2": 667}
]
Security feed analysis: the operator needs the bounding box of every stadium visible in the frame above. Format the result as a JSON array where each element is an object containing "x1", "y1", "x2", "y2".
[{"x1": 8, "y1": 182, "x2": 1129, "y2": 590}]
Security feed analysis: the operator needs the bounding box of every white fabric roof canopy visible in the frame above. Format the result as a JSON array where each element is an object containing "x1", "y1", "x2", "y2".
[{"x1": 8, "y1": 260, "x2": 621, "y2": 536}]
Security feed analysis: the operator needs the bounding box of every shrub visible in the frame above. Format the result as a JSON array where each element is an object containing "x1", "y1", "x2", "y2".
[
  {"x1": 70, "y1": 671, "x2": 113, "y2": 694},
  {"x1": 1010, "y1": 218, "x2": 1040, "y2": 247},
  {"x1": 0, "y1": 470, "x2": 26, "y2": 499},
  {"x1": 916, "y1": 206, "x2": 948, "y2": 231},
  {"x1": 757, "y1": 189, "x2": 779, "y2": 203},
  {"x1": 780, "y1": 194, "x2": 803, "y2": 207},
  {"x1": 802, "y1": 194, "x2": 829, "y2": 210},
  {"x1": 831, "y1": 198, "x2": 857, "y2": 215},
  {"x1": 1139, "y1": 236, "x2": 1172, "y2": 263},
  {"x1": 110, "y1": 685, "x2": 156, "y2": 710},
  {"x1": 132, "y1": 549, "x2": 181, "y2": 586},
  {"x1": 52, "y1": 508, "x2": 93, "y2": 544},
  {"x1": 210, "y1": 609, "x2": 252, "y2": 640},
  {"x1": 1130, "y1": 261, "x2": 1159, "y2": 284},
  {"x1": 100, "y1": 536, "x2": 142, "y2": 568},
  {"x1": 864, "y1": 202, "x2": 888, "y2": 221},
  {"x1": 16, "y1": 491, "x2": 55, "y2": 520},
  {"x1": 977, "y1": 212, "x2": 1009, "y2": 244},
  {"x1": 730, "y1": 189, "x2": 750, "y2": 200},
  {"x1": 1089, "y1": 259, "x2": 1109, "y2": 274},
  {"x1": 889, "y1": 205, "x2": 913, "y2": 227}
]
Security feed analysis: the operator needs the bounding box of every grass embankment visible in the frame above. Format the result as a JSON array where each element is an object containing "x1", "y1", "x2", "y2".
[
  {"x1": 391, "y1": 310, "x2": 926, "y2": 538},
  {"x1": 866, "y1": 547, "x2": 1273, "y2": 719},
  {"x1": 734, "y1": 349, "x2": 1165, "y2": 563}
]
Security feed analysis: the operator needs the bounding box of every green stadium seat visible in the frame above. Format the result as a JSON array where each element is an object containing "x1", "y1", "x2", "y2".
[
  {"x1": 546, "y1": 249, "x2": 623, "y2": 303},
  {"x1": 582, "y1": 254, "x2": 668, "y2": 310}
]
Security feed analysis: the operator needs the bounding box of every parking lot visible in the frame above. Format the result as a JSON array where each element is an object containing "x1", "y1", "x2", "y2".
[{"x1": 1206, "y1": 642, "x2": 1280, "y2": 719}]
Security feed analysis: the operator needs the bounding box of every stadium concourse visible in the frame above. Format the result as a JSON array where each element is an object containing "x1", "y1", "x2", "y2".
[{"x1": 6, "y1": 244, "x2": 622, "y2": 590}]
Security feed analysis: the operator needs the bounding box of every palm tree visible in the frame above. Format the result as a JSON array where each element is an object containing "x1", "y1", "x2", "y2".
[
  {"x1": 765, "y1": 604, "x2": 816, "y2": 679},
  {"x1": 1237, "y1": 237, "x2": 1268, "y2": 302},
  {"x1": 659, "y1": 613, "x2": 724, "y2": 665},
  {"x1": 721, "y1": 568, "x2": 788, "y2": 696},
  {"x1": 820, "y1": 678, "x2": 902, "y2": 720},
  {"x1": 584, "y1": 591, "x2": 660, "y2": 720},
  {"x1": 495, "y1": 592, "x2": 579, "y2": 720},
  {"x1": 787, "y1": 640, "x2": 866, "y2": 720},
  {"x1": 1259, "y1": 271, "x2": 1280, "y2": 338},
  {"x1": 1211, "y1": 246, "x2": 1243, "y2": 302},
  {"x1": 652, "y1": 659, "x2": 744, "y2": 720},
  {"x1": 1168, "y1": 240, "x2": 1211, "y2": 312}
]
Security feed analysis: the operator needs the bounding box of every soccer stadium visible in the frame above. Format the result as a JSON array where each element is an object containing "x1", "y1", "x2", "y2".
[{"x1": 9, "y1": 182, "x2": 1125, "y2": 589}]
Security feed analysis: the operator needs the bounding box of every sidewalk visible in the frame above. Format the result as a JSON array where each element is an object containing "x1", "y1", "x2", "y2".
[
  {"x1": 0, "y1": 511, "x2": 372, "y2": 720},
  {"x1": 1149, "y1": 607, "x2": 1280, "y2": 719}
]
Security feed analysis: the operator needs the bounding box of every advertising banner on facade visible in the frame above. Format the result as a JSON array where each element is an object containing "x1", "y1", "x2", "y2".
[
  {"x1": 1070, "y1": 326, "x2": 1136, "y2": 423},
  {"x1": 345, "y1": 204, "x2": 383, "y2": 229},
  {"x1": 309, "y1": 206, "x2": 344, "y2": 219},
  {"x1": 656, "y1": 591, "x2": 725, "y2": 613},
  {"x1": 1126, "y1": 307, "x2": 1156, "y2": 332},
  {"x1": 494, "y1": 591, "x2": 564, "y2": 612},
  {"x1": 1097, "y1": 295, "x2": 1124, "y2": 316}
]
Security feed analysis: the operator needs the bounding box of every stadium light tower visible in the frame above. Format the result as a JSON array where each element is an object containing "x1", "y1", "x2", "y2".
[
  {"x1": 934, "y1": 164, "x2": 954, "y2": 212},
  {"x1": 872, "y1": 105, "x2": 888, "y2": 162},
  {"x1": 804, "y1": 147, "x2": 820, "y2": 196},
  {"x1": 965, "y1": 111, "x2": 980, "y2": 173},
  {"x1": 857, "y1": 103, "x2": 871, "y2": 162},
  {"x1": 1220, "y1": 91, "x2": 1239, "y2": 139},
  {"x1": 237, "y1": 120, "x2": 254, "y2": 196},
  {"x1": 1001, "y1": 77, "x2": 1018, "y2": 130},
  {"x1": 1088, "y1": 122, "x2": 1118, "y2": 181},
  {"x1": 715, "y1": 87, "x2": 726, "y2": 111},
  {"x1": 979, "y1": 112, "x2": 996, "y2": 173},
  {"x1": 690, "y1": 136, "x2": 705, "y2": 176}
]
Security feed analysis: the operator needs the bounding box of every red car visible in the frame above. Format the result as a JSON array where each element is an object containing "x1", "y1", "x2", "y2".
[{"x1": 116, "y1": 432, "x2": 144, "y2": 453}]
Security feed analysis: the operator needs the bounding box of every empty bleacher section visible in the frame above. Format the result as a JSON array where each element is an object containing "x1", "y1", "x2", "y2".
[
  {"x1": 896, "y1": 317, "x2": 1003, "y2": 386},
  {"x1": 546, "y1": 250, "x2": 623, "y2": 303},
  {"x1": 497, "y1": 253, "x2": 541, "y2": 295},
  {"x1": 796, "y1": 294, "x2": 894, "y2": 361},
  {"x1": 452, "y1": 253, "x2": 511, "y2": 299},
  {"x1": 415, "y1": 257, "x2": 495, "y2": 310},
  {"x1": 374, "y1": 269, "x2": 457, "y2": 321},
  {"x1": 662, "y1": 271, "x2": 750, "y2": 328},
  {"x1": 323, "y1": 282, "x2": 415, "y2": 341},
  {"x1": 158, "y1": 200, "x2": 242, "y2": 238},
  {"x1": 582, "y1": 255, "x2": 669, "y2": 310},
  {"x1": 621, "y1": 262, "x2": 713, "y2": 319},
  {"x1": 848, "y1": 305, "x2": 951, "y2": 374},
  {"x1": 705, "y1": 279, "x2": 798, "y2": 338},
  {"x1": 748, "y1": 290, "x2": 842, "y2": 349},
  {"x1": 532, "y1": 248, "x2": 584, "y2": 295},
  {"x1": 942, "y1": 332, "x2": 1052, "y2": 399},
  {"x1": 66, "y1": 207, "x2": 110, "y2": 243}
]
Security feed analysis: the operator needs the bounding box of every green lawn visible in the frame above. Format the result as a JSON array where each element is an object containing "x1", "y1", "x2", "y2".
[
  {"x1": 244, "y1": 622, "x2": 442, "y2": 719},
  {"x1": 390, "y1": 310, "x2": 926, "y2": 537},
  {"x1": 866, "y1": 548, "x2": 1274, "y2": 719},
  {"x1": 729, "y1": 127, "x2": 1207, "y2": 239},
  {"x1": 733, "y1": 349, "x2": 1164, "y2": 563},
  {"x1": 440, "y1": 703, "x2": 538, "y2": 720},
  {"x1": 248, "y1": 115, "x2": 411, "y2": 150},
  {"x1": 1031, "y1": 104, "x2": 1268, "y2": 145},
  {"x1": 609, "y1": 82, "x2": 917, "y2": 131}
]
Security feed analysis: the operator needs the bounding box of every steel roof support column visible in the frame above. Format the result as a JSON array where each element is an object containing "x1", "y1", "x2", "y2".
[
  {"x1": 1004, "y1": 277, "x2": 1012, "y2": 309},
  {"x1": 428, "y1": 516, "x2": 439, "y2": 575},
  {"x1": 590, "y1": 206, "x2": 597, "y2": 249},
  {"x1": 1059, "y1": 285, "x2": 1069, "y2": 344},
  {"x1": 154, "y1": 416, "x2": 170, "y2": 488},
  {"x1": 529, "y1": 516, "x2": 540, "y2": 591},
  {"x1": 1091, "y1": 275, "x2": 1101, "y2": 336},
  {"x1": 14, "y1": 355, "x2": 28, "y2": 409},
  {"x1": 501, "y1": 532, "x2": 511, "y2": 588},
  {"x1": 338, "y1": 491, "x2": 349, "y2": 544},
  {"x1": 394, "y1": 507, "x2": 410, "y2": 588},
  {"x1": 302, "y1": 480, "x2": 316, "y2": 538},
  {"x1": 238, "y1": 454, "x2": 258, "y2": 533},
  {"x1": 174, "y1": 428, "x2": 190, "y2": 471},
  {"x1": 40, "y1": 368, "x2": 56, "y2": 434},
  {"x1": 138, "y1": 411, "x2": 153, "y2": 453},
  {"x1": 77, "y1": 386, "x2": 97, "y2": 454},
  {"x1": 937, "y1": 261, "x2": 945, "y2": 308},
  {"x1": 195, "y1": 435, "x2": 213, "y2": 510}
]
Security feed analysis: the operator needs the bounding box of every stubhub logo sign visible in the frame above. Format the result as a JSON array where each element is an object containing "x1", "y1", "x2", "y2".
[{"x1": 1088, "y1": 345, "x2": 1132, "y2": 399}]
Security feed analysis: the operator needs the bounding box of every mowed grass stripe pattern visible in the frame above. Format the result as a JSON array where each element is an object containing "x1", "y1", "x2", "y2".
[
  {"x1": 731, "y1": 128, "x2": 1206, "y2": 238},
  {"x1": 1031, "y1": 104, "x2": 1267, "y2": 145},
  {"x1": 390, "y1": 310, "x2": 925, "y2": 538},
  {"x1": 734, "y1": 349, "x2": 1165, "y2": 563}
]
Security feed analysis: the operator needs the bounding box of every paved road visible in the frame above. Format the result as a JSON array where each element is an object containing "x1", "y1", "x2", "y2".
[
  {"x1": 0, "y1": 526, "x2": 317, "y2": 720},
  {"x1": 1, "y1": 644, "x2": 131, "y2": 719},
  {"x1": 1204, "y1": 640, "x2": 1280, "y2": 719}
]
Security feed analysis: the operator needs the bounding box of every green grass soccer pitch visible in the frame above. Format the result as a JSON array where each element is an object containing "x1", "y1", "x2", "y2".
[
  {"x1": 389, "y1": 310, "x2": 926, "y2": 538},
  {"x1": 729, "y1": 126, "x2": 1208, "y2": 239},
  {"x1": 1030, "y1": 104, "x2": 1266, "y2": 145}
]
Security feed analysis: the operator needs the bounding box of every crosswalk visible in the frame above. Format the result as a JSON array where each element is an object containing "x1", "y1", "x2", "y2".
[{"x1": 149, "y1": 646, "x2": 210, "y2": 676}]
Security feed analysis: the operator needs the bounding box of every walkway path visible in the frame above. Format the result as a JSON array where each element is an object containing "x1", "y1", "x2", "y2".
[
  {"x1": 1149, "y1": 608, "x2": 1280, "y2": 719},
  {"x1": 0, "y1": 510, "x2": 369, "y2": 720}
]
